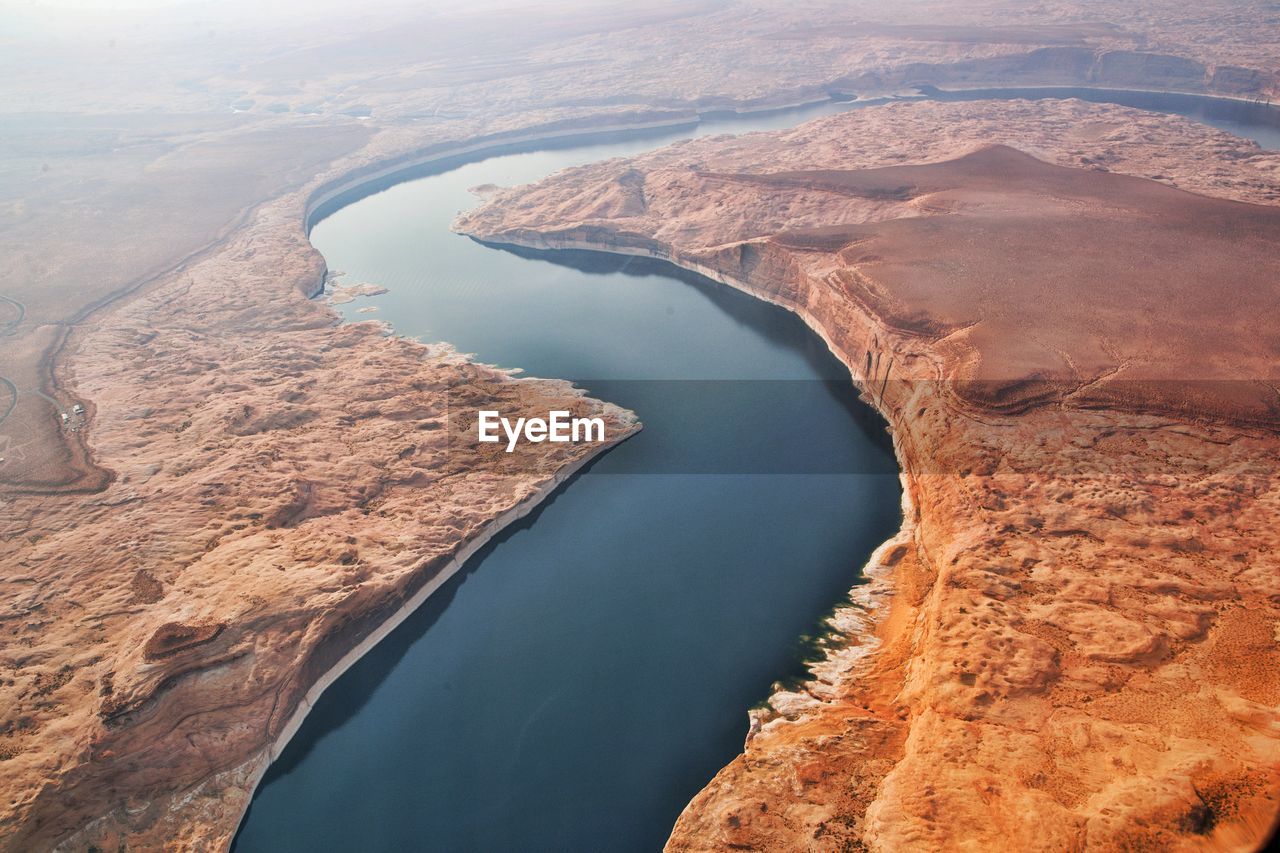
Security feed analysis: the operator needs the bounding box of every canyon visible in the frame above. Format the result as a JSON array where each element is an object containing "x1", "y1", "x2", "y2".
[
  {"x1": 456, "y1": 97, "x2": 1280, "y2": 850},
  {"x1": 4, "y1": 0, "x2": 1280, "y2": 848}
]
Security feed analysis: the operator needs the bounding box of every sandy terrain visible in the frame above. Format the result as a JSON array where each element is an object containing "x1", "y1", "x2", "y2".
[
  {"x1": 456, "y1": 98, "x2": 1280, "y2": 850},
  {"x1": 5, "y1": 0, "x2": 1280, "y2": 847}
]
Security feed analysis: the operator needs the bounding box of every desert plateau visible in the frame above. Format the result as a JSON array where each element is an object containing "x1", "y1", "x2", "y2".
[{"x1": 2, "y1": 1, "x2": 1279, "y2": 850}]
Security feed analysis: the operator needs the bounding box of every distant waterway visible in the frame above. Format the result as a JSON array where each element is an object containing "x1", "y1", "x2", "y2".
[{"x1": 233, "y1": 88, "x2": 1279, "y2": 852}]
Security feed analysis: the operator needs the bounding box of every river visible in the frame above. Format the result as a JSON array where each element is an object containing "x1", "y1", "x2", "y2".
[{"x1": 233, "y1": 90, "x2": 1278, "y2": 852}]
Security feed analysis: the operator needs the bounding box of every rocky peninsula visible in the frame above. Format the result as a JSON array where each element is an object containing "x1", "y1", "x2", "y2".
[{"x1": 456, "y1": 98, "x2": 1280, "y2": 850}]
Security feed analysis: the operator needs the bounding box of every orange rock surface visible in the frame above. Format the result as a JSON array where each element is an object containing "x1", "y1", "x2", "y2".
[{"x1": 456, "y1": 98, "x2": 1280, "y2": 850}]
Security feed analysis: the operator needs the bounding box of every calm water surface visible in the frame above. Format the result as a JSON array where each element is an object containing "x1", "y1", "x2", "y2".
[{"x1": 234, "y1": 91, "x2": 1278, "y2": 852}]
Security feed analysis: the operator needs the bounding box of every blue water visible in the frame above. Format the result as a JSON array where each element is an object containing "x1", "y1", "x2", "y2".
[{"x1": 234, "y1": 90, "x2": 1279, "y2": 852}]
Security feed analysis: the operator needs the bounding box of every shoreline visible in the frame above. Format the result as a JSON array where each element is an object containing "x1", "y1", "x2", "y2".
[
  {"x1": 450, "y1": 96, "x2": 1280, "y2": 848},
  {"x1": 450, "y1": 232, "x2": 938, "y2": 839},
  {"x1": 304, "y1": 81, "x2": 1274, "y2": 233},
  {"x1": 302, "y1": 98, "x2": 860, "y2": 232},
  {"x1": 304, "y1": 82, "x2": 1279, "y2": 234},
  {"x1": 175, "y1": 80, "x2": 1276, "y2": 849},
  {"x1": 226, "y1": 408, "x2": 640, "y2": 850},
  {"x1": 921, "y1": 82, "x2": 1279, "y2": 109},
  {"x1": 220, "y1": 96, "x2": 889, "y2": 850},
  {"x1": 454, "y1": 234, "x2": 920, "y2": 722},
  {"x1": 21, "y1": 80, "x2": 1270, "y2": 496}
]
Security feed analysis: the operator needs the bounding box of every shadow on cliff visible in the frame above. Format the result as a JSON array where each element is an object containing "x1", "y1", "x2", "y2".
[{"x1": 471, "y1": 241, "x2": 896, "y2": 460}]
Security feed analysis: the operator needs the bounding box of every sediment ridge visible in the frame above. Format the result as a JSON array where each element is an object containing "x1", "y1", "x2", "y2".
[{"x1": 455, "y1": 97, "x2": 1280, "y2": 850}]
